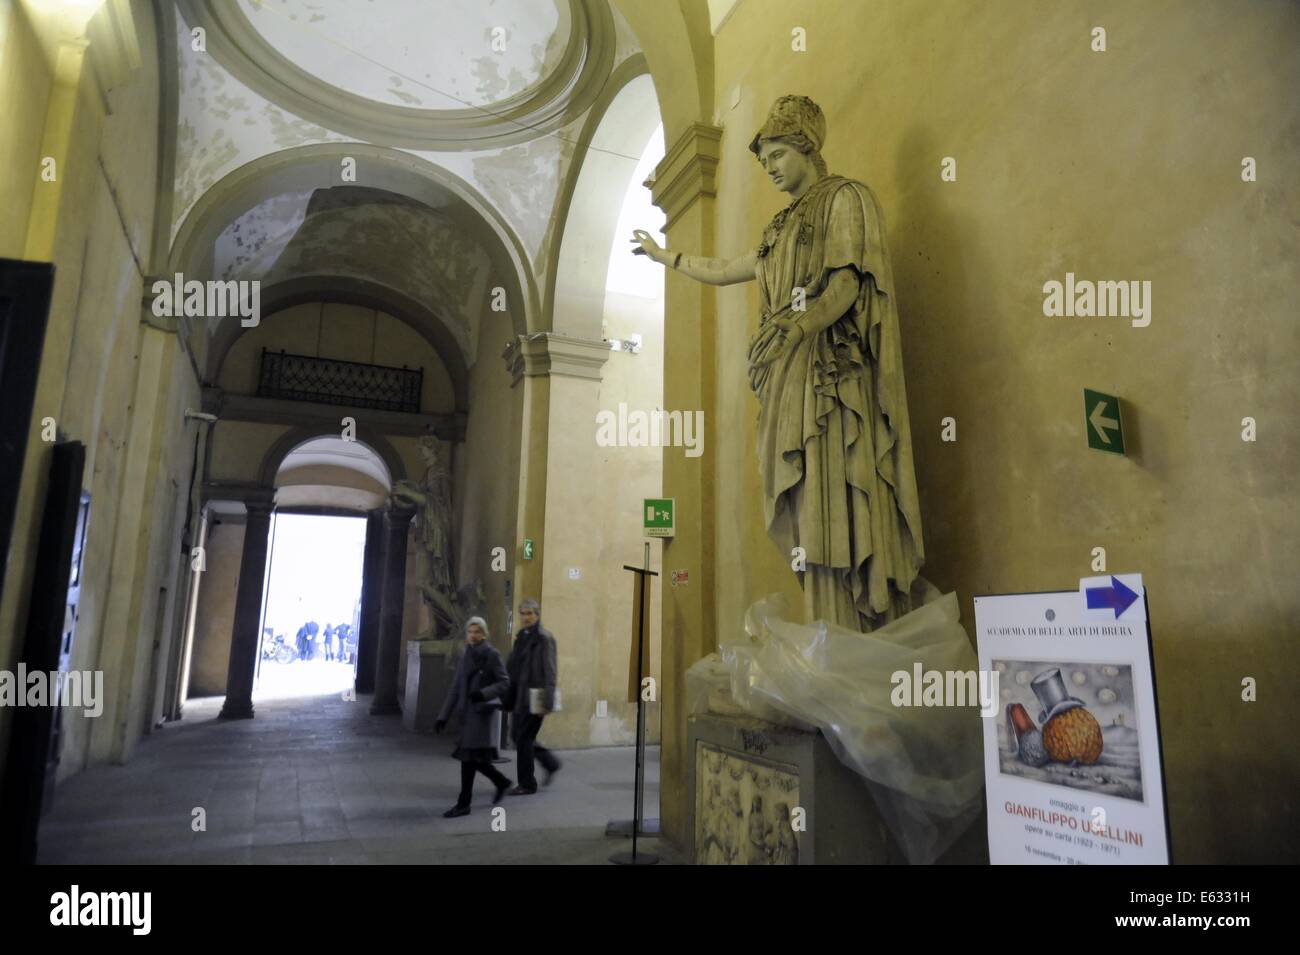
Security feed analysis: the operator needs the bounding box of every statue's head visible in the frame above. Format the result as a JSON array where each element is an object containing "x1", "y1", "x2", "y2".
[
  {"x1": 750, "y1": 95, "x2": 828, "y2": 195},
  {"x1": 417, "y1": 435, "x2": 445, "y2": 473}
]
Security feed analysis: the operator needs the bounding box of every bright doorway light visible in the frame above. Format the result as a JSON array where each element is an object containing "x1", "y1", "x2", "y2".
[{"x1": 255, "y1": 513, "x2": 366, "y2": 700}]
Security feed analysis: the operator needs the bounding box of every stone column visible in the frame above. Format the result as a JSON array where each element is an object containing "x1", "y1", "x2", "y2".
[
  {"x1": 218, "y1": 499, "x2": 274, "y2": 720},
  {"x1": 501, "y1": 333, "x2": 611, "y2": 743},
  {"x1": 354, "y1": 509, "x2": 384, "y2": 695},
  {"x1": 370, "y1": 505, "x2": 415, "y2": 715},
  {"x1": 650, "y1": 123, "x2": 722, "y2": 845}
]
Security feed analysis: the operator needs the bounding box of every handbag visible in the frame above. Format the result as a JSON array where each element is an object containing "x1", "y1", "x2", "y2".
[{"x1": 469, "y1": 656, "x2": 503, "y2": 714}]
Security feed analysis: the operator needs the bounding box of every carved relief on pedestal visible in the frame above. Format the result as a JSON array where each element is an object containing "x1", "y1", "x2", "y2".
[{"x1": 694, "y1": 742, "x2": 800, "y2": 865}]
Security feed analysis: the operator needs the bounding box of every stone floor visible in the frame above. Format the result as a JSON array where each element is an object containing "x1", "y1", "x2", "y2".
[{"x1": 38, "y1": 690, "x2": 676, "y2": 865}]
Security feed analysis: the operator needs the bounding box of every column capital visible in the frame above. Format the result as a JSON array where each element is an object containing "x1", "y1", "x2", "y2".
[
  {"x1": 244, "y1": 499, "x2": 275, "y2": 520},
  {"x1": 383, "y1": 503, "x2": 416, "y2": 530},
  {"x1": 502, "y1": 332, "x2": 611, "y2": 386},
  {"x1": 650, "y1": 123, "x2": 722, "y2": 230}
]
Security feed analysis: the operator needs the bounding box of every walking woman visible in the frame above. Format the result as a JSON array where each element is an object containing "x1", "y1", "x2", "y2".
[{"x1": 435, "y1": 616, "x2": 513, "y2": 816}]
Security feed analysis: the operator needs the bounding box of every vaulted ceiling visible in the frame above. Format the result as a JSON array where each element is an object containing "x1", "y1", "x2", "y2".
[{"x1": 169, "y1": 0, "x2": 648, "y2": 380}]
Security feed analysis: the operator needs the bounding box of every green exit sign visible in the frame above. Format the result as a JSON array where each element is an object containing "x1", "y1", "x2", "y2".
[
  {"x1": 1084, "y1": 388, "x2": 1126, "y2": 455},
  {"x1": 522, "y1": 538, "x2": 535, "y2": 560},
  {"x1": 644, "y1": 498, "x2": 674, "y2": 538}
]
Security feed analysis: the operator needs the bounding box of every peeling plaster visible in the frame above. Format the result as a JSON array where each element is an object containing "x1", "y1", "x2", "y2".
[
  {"x1": 471, "y1": 129, "x2": 575, "y2": 265},
  {"x1": 173, "y1": 9, "x2": 348, "y2": 241},
  {"x1": 217, "y1": 188, "x2": 492, "y2": 363}
]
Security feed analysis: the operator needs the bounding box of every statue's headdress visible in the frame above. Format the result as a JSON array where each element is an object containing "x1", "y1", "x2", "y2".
[{"x1": 749, "y1": 95, "x2": 827, "y2": 155}]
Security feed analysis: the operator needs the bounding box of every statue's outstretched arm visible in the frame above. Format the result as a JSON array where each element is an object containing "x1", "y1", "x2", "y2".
[
  {"x1": 630, "y1": 230, "x2": 757, "y2": 286},
  {"x1": 390, "y1": 483, "x2": 426, "y2": 505}
]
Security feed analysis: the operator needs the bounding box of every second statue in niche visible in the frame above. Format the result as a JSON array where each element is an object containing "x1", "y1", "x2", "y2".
[
  {"x1": 633, "y1": 95, "x2": 924, "y2": 633},
  {"x1": 390, "y1": 435, "x2": 484, "y2": 639}
]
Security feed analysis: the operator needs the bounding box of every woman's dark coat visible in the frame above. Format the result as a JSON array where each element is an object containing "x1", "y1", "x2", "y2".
[{"x1": 437, "y1": 641, "x2": 510, "y2": 759}]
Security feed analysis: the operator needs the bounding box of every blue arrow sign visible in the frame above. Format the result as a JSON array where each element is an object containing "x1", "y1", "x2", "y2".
[{"x1": 1085, "y1": 576, "x2": 1139, "y2": 618}]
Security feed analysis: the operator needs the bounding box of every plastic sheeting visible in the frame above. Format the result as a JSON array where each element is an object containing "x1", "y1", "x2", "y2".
[{"x1": 686, "y1": 581, "x2": 985, "y2": 864}]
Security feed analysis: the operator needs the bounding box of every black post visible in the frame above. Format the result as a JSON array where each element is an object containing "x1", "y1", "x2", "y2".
[
  {"x1": 611, "y1": 544, "x2": 658, "y2": 866},
  {"x1": 632, "y1": 556, "x2": 647, "y2": 859}
]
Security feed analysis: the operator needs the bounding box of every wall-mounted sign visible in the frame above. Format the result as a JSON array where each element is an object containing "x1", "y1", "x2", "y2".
[
  {"x1": 670, "y1": 569, "x2": 689, "y2": 586},
  {"x1": 1084, "y1": 388, "x2": 1126, "y2": 455},
  {"x1": 974, "y1": 573, "x2": 1169, "y2": 865},
  {"x1": 522, "y1": 538, "x2": 535, "y2": 560},
  {"x1": 644, "y1": 498, "x2": 674, "y2": 538}
]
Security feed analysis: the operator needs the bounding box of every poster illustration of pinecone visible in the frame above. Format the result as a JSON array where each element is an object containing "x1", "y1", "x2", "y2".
[{"x1": 995, "y1": 660, "x2": 1144, "y2": 802}]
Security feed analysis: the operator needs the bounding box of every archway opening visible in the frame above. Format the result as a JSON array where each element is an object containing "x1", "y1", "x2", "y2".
[{"x1": 252, "y1": 436, "x2": 391, "y2": 701}]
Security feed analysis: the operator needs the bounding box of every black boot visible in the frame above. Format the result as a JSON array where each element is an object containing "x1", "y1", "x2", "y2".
[{"x1": 442, "y1": 804, "x2": 470, "y2": 818}]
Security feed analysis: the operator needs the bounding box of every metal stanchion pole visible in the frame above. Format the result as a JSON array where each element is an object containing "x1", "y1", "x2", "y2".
[{"x1": 611, "y1": 543, "x2": 658, "y2": 865}]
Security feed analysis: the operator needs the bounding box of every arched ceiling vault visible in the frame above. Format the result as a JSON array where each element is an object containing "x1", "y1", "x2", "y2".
[
  {"x1": 546, "y1": 56, "x2": 657, "y2": 338},
  {"x1": 170, "y1": 144, "x2": 537, "y2": 335}
]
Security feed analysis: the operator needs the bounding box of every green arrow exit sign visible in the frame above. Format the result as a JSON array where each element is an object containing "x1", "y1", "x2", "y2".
[
  {"x1": 644, "y1": 498, "x2": 674, "y2": 538},
  {"x1": 1084, "y1": 388, "x2": 1125, "y2": 455}
]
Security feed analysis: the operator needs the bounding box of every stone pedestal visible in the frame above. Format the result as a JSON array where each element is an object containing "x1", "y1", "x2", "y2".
[
  {"x1": 687, "y1": 712, "x2": 895, "y2": 865},
  {"x1": 686, "y1": 712, "x2": 989, "y2": 865},
  {"x1": 403, "y1": 639, "x2": 458, "y2": 734}
]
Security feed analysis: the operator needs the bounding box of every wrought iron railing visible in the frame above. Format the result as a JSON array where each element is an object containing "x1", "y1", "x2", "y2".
[{"x1": 256, "y1": 349, "x2": 423, "y2": 413}]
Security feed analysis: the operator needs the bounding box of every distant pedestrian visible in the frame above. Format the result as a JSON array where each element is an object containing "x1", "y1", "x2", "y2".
[
  {"x1": 323, "y1": 624, "x2": 335, "y2": 662},
  {"x1": 296, "y1": 623, "x2": 311, "y2": 661},
  {"x1": 504, "y1": 598, "x2": 560, "y2": 795},
  {"x1": 435, "y1": 616, "x2": 512, "y2": 816}
]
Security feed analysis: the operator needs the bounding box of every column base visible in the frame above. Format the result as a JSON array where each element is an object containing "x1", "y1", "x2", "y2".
[
  {"x1": 217, "y1": 701, "x2": 255, "y2": 720},
  {"x1": 369, "y1": 700, "x2": 401, "y2": 716}
]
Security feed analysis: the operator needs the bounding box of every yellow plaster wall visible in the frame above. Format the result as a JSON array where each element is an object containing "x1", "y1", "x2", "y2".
[
  {"x1": 452, "y1": 305, "x2": 524, "y2": 653},
  {"x1": 587, "y1": 290, "x2": 664, "y2": 745},
  {"x1": 0, "y1": 0, "x2": 50, "y2": 258},
  {"x1": 0, "y1": 0, "x2": 197, "y2": 782},
  {"x1": 700, "y1": 0, "x2": 1300, "y2": 862},
  {"x1": 207, "y1": 421, "x2": 291, "y2": 483}
]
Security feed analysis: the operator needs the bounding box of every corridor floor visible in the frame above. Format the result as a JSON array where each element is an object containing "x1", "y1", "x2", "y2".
[{"x1": 37, "y1": 692, "x2": 673, "y2": 865}]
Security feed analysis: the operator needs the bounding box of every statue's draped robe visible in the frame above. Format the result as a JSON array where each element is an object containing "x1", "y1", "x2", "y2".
[{"x1": 752, "y1": 174, "x2": 924, "y2": 631}]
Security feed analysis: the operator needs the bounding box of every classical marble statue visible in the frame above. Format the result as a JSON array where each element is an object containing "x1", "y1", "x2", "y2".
[
  {"x1": 390, "y1": 436, "x2": 481, "y2": 638},
  {"x1": 632, "y1": 95, "x2": 924, "y2": 633}
]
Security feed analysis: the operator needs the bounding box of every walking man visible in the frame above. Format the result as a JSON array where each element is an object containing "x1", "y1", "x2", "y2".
[{"x1": 505, "y1": 598, "x2": 561, "y2": 794}]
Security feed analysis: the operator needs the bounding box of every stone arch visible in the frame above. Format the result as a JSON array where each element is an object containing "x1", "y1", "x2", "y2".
[
  {"x1": 257, "y1": 426, "x2": 407, "y2": 490},
  {"x1": 212, "y1": 274, "x2": 471, "y2": 414},
  {"x1": 167, "y1": 142, "x2": 538, "y2": 339},
  {"x1": 544, "y1": 54, "x2": 659, "y2": 337},
  {"x1": 610, "y1": 0, "x2": 714, "y2": 140}
]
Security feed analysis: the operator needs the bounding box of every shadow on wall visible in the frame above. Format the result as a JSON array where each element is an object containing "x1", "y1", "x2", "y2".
[{"x1": 890, "y1": 123, "x2": 987, "y2": 631}]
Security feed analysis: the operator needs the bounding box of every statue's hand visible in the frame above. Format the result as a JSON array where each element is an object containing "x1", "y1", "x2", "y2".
[
  {"x1": 747, "y1": 312, "x2": 805, "y2": 393},
  {"x1": 630, "y1": 229, "x2": 665, "y2": 264},
  {"x1": 391, "y1": 481, "x2": 425, "y2": 504}
]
